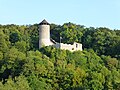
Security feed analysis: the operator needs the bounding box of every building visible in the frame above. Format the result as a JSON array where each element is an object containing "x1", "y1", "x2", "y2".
[
  {"x1": 39, "y1": 19, "x2": 54, "y2": 48},
  {"x1": 39, "y1": 19, "x2": 82, "y2": 52}
]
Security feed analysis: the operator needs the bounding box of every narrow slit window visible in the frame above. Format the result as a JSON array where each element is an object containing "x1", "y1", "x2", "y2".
[{"x1": 76, "y1": 44, "x2": 78, "y2": 48}]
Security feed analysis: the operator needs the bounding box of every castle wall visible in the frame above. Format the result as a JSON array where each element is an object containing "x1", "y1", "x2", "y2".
[{"x1": 54, "y1": 42, "x2": 82, "y2": 52}]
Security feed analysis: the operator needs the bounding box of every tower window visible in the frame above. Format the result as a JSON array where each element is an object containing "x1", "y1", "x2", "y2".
[{"x1": 76, "y1": 44, "x2": 78, "y2": 48}]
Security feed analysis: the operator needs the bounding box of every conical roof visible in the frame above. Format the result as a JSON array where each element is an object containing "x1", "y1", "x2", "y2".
[{"x1": 39, "y1": 19, "x2": 50, "y2": 25}]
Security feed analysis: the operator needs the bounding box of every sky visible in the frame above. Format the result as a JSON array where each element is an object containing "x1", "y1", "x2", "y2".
[{"x1": 0, "y1": 0, "x2": 120, "y2": 29}]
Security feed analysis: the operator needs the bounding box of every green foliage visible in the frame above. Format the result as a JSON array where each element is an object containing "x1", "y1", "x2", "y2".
[
  {"x1": 0, "y1": 30, "x2": 9, "y2": 52},
  {"x1": 15, "y1": 41, "x2": 27, "y2": 53},
  {"x1": 9, "y1": 32, "x2": 21, "y2": 43},
  {"x1": 0, "y1": 51, "x2": 3, "y2": 60},
  {"x1": 0, "y1": 23, "x2": 120, "y2": 90},
  {"x1": 28, "y1": 24, "x2": 39, "y2": 50},
  {"x1": 60, "y1": 23, "x2": 83, "y2": 44},
  {"x1": 0, "y1": 75, "x2": 31, "y2": 90}
]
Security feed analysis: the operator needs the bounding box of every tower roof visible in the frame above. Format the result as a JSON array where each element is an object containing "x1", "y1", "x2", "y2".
[{"x1": 39, "y1": 19, "x2": 50, "y2": 25}]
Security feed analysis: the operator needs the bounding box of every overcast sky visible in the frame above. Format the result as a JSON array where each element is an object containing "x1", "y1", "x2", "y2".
[{"x1": 0, "y1": 0, "x2": 120, "y2": 29}]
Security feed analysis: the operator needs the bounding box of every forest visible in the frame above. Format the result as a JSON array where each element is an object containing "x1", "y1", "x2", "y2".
[{"x1": 0, "y1": 22, "x2": 120, "y2": 90}]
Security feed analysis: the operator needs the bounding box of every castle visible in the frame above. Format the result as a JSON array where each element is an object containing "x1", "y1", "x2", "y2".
[{"x1": 39, "y1": 19, "x2": 82, "y2": 52}]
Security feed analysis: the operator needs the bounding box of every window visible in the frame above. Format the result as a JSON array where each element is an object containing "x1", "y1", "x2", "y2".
[{"x1": 76, "y1": 44, "x2": 78, "y2": 48}]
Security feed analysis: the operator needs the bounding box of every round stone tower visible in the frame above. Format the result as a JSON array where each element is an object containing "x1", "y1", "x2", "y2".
[{"x1": 39, "y1": 19, "x2": 53, "y2": 48}]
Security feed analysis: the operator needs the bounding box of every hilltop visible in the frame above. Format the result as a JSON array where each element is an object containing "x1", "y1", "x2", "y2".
[{"x1": 0, "y1": 23, "x2": 120, "y2": 89}]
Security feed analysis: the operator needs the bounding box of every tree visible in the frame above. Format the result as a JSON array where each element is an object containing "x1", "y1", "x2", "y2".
[
  {"x1": 0, "y1": 31, "x2": 9, "y2": 52},
  {"x1": 9, "y1": 32, "x2": 21, "y2": 43}
]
